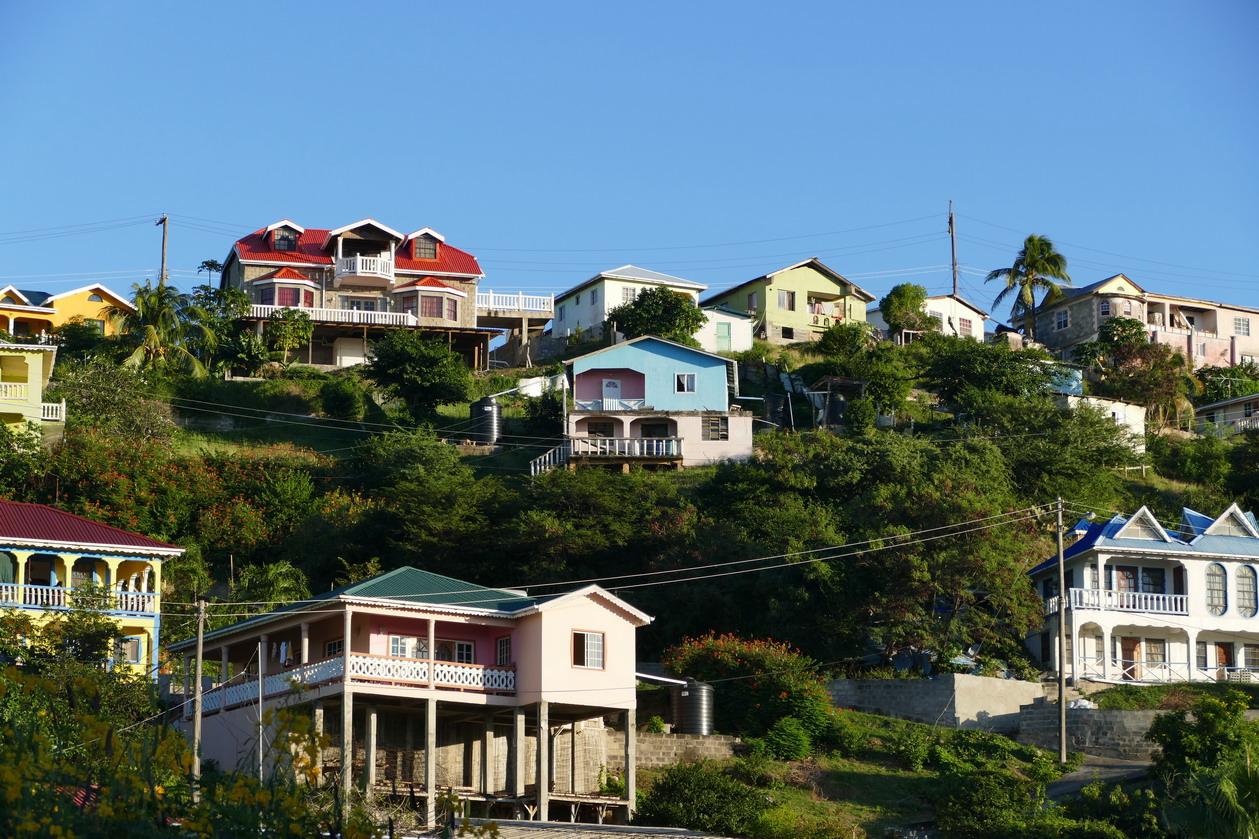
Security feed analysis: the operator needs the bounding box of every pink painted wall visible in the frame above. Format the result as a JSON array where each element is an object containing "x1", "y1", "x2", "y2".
[
  {"x1": 574, "y1": 369, "x2": 644, "y2": 400},
  {"x1": 365, "y1": 614, "x2": 513, "y2": 667},
  {"x1": 522, "y1": 596, "x2": 639, "y2": 710}
]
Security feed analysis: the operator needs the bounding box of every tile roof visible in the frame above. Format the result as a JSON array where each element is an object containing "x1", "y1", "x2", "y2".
[
  {"x1": 393, "y1": 276, "x2": 466, "y2": 295},
  {"x1": 0, "y1": 499, "x2": 182, "y2": 554},
  {"x1": 233, "y1": 225, "x2": 483, "y2": 277},
  {"x1": 255, "y1": 267, "x2": 312, "y2": 282}
]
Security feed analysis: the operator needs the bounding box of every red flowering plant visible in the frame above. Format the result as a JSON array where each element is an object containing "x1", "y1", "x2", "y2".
[{"x1": 662, "y1": 632, "x2": 834, "y2": 737}]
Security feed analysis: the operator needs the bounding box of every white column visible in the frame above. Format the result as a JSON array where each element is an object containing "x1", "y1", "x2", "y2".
[
  {"x1": 365, "y1": 705, "x2": 377, "y2": 790},
  {"x1": 1097, "y1": 555, "x2": 1107, "y2": 610},
  {"x1": 512, "y1": 706, "x2": 526, "y2": 798},
  {"x1": 1101, "y1": 627, "x2": 1112, "y2": 681},
  {"x1": 425, "y1": 698, "x2": 437, "y2": 829},
  {"x1": 624, "y1": 709, "x2": 636, "y2": 816},
  {"x1": 1186, "y1": 629, "x2": 1198, "y2": 682},
  {"x1": 341, "y1": 691, "x2": 354, "y2": 796},
  {"x1": 483, "y1": 714, "x2": 495, "y2": 794},
  {"x1": 300, "y1": 622, "x2": 310, "y2": 665},
  {"x1": 537, "y1": 701, "x2": 549, "y2": 821},
  {"x1": 427, "y1": 618, "x2": 436, "y2": 688}
]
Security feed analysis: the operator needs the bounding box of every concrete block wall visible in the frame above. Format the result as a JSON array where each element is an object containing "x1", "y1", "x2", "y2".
[
  {"x1": 827, "y1": 674, "x2": 1044, "y2": 734},
  {"x1": 1016, "y1": 704, "x2": 1259, "y2": 761},
  {"x1": 604, "y1": 732, "x2": 742, "y2": 774}
]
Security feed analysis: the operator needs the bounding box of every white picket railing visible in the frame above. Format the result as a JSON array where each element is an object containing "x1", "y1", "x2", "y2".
[
  {"x1": 41, "y1": 400, "x2": 65, "y2": 421},
  {"x1": 349, "y1": 654, "x2": 428, "y2": 684},
  {"x1": 0, "y1": 584, "x2": 156, "y2": 615},
  {"x1": 0, "y1": 382, "x2": 29, "y2": 400},
  {"x1": 476, "y1": 291, "x2": 553, "y2": 313},
  {"x1": 1048, "y1": 588, "x2": 1188, "y2": 616},
  {"x1": 249, "y1": 304, "x2": 417, "y2": 327},
  {"x1": 570, "y1": 436, "x2": 683, "y2": 458},
  {"x1": 574, "y1": 398, "x2": 647, "y2": 411},
  {"x1": 336, "y1": 255, "x2": 394, "y2": 281},
  {"x1": 530, "y1": 443, "x2": 571, "y2": 476}
]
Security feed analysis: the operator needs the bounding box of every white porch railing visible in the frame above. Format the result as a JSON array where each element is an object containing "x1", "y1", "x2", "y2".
[
  {"x1": 0, "y1": 382, "x2": 30, "y2": 400},
  {"x1": 349, "y1": 653, "x2": 515, "y2": 691},
  {"x1": 530, "y1": 443, "x2": 571, "y2": 476},
  {"x1": 0, "y1": 583, "x2": 157, "y2": 614},
  {"x1": 249, "y1": 304, "x2": 418, "y2": 327},
  {"x1": 1077, "y1": 656, "x2": 1191, "y2": 682},
  {"x1": 574, "y1": 398, "x2": 647, "y2": 411},
  {"x1": 570, "y1": 436, "x2": 683, "y2": 458},
  {"x1": 336, "y1": 255, "x2": 394, "y2": 281},
  {"x1": 1048, "y1": 588, "x2": 1188, "y2": 616},
  {"x1": 41, "y1": 400, "x2": 65, "y2": 421},
  {"x1": 476, "y1": 291, "x2": 553, "y2": 314}
]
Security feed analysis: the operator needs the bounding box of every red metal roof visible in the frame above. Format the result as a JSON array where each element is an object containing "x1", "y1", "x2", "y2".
[
  {"x1": 394, "y1": 276, "x2": 461, "y2": 292},
  {"x1": 255, "y1": 267, "x2": 311, "y2": 281},
  {"x1": 234, "y1": 225, "x2": 483, "y2": 277},
  {"x1": 0, "y1": 500, "x2": 182, "y2": 553}
]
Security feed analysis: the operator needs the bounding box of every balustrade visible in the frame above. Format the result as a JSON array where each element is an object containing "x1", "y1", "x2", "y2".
[{"x1": 1047, "y1": 587, "x2": 1188, "y2": 616}]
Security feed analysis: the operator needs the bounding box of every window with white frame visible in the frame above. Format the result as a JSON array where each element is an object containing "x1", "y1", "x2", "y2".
[
  {"x1": 1123, "y1": 300, "x2": 1133, "y2": 316},
  {"x1": 1197, "y1": 642, "x2": 1209, "y2": 669},
  {"x1": 1196, "y1": 341, "x2": 1207, "y2": 357},
  {"x1": 1246, "y1": 644, "x2": 1259, "y2": 671},
  {"x1": 1141, "y1": 568, "x2": 1165, "y2": 594},
  {"x1": 675, "y1": 372, "x2": 696, "y2": 393},
  {"x1": 1207, "y1": 563, "x2": 1228, "y2": 616},
  {"x1": 1238, "y1": 566, "x2": 1257, "y2": 618},
  {"x1": 114, "y1": 637, "x2": 141, "y2": 663},
  {"x1": 572, "y1": 631, "x2": 604, "y2": 669},
  {"x1": 1236, "y1": 317, "x2": 1252, "y2": 337},
  {"x1": 390, "y1": 635, "x2": 428, "y2": 659},
  {"x1": 445, "y1": 298, "x2": 458, "y2": 321},
  {"x1": 325, "y1": 639, "x2": 344, "y2": 658},
  {"x1": 420, "y1": 296, "x2": 442, "y2": 318},
  {"x1": 435, "y1": 640, "x2": 474, "y2": 664},
  {"x1": 1100, "y1": 301, "x2": 1111, "y2": 316},
  {"x1": 746, "y1": 292, "x2": 757, "y2": 311},
  {"x1": 496, "y1": 636, "x2": 512, "y2": 667},
  {"x1": 1056, "y1": 310, "x2": 1069, "y2": 330},
  {"x1": 1145, "y1": 639, "x2": 1166, "y2": 667},
  {"x1": 958, "y1": 317, "x2": 973, "y2": 337},
  {"x1": 623, "y1": 286, "x2": 637, "y2": 304},
  {"x1": 590, "y1": 288, "x2": 599, "y2": 307},
  {"x1": 415, "y1": 237, "x2": 438, "y2": 259},
  {"x1": 777, "y1": 290, "x2": 795, "y2": 311},
  {"x1": 88, "y1": 293, "x2": 104, "y2": 303},
  {"x1": 557, "y1": 304, "x2": 565, "y2": 322},
  {"x1": 273, "y1": 229, "x2": 297, "y2": 251}
]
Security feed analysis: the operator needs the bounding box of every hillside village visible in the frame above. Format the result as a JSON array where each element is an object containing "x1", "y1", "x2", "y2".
[{"x1": 2, "y1": 218, "x2": 1258, "y2": 838}]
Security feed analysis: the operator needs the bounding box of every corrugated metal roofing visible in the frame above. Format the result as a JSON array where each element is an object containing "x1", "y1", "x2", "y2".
[
  {"x1": 341, "y1": 566, "x2": 534, "y2": 611},
  {"x1": 234, "y1": 225, "x2": 483, "y2": 277},
  {"x1": 0, "y1": 499, "x2": 181, "y2": 553}
]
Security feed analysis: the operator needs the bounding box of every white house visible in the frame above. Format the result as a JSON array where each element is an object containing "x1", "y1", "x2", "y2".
[
  {"x1": 1052, "y1": 394, "x2": 1147, "y2": 454},
  {"x1": 1195, "y1": 391, "x2": 1259, "y2": 435},
  {"x1": 695, "y1": 305, "x2": 754, "y2": 354},
  {"x1": 552, "y1": 266, "x2": 706, "y2": 339},
  {"x1": 1028, "y1": 504, "x2": 1259, "y2": 684},
  {"x1": 867, "y1": 293, "x2": 989, "y2": 342}
]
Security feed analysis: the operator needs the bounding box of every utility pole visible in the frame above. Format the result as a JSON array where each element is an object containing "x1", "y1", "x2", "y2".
[
  {"x1": 192, "y1": 599, "x2": 206, "y2": 802},
  {"x1": 948, "y1": 201, "x2": 959, "y2": 297},
  {"x1": 258, "y1": 638, "x2": 265, "y2": 780},
  {"x1": 156, "y1": 214, "x2": 169, "y2": 286},
  {"x1": 1056, "y1": 497, "x2": 1067, "y2": 764}
]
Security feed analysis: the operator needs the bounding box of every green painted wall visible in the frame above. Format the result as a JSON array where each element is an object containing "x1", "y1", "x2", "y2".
[{"x1": 705, "y1": 265, "x2": 868, "y2": 343}]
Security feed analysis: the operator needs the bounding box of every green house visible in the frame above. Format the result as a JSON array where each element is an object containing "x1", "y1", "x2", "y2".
[{"x1": 701, "y1": 258, "x2": 875, "y2": 344}]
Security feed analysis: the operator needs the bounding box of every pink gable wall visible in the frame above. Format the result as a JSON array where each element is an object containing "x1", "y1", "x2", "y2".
[{"x1": 574, "y1": 369, "x2": 645, "y2": 400}]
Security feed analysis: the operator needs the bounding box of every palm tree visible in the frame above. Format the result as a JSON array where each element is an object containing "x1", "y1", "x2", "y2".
[
  {"x1": 985, "y1": 234, "x2": 1071, "y2": 342},
  {"x1": 106, "y1": 281, "x2": 215, "y2": 377},
  {"x1": 197, "y1": 259, "x2": 223, "y2": 285}
]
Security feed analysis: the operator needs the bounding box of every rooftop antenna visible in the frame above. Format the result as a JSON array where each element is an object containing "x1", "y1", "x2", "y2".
[{"x1": 948, "y1": 201, "x2": 959, "y2": 297}]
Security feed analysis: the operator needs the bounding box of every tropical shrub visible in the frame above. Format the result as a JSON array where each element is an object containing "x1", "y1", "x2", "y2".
[
  {"x1": 635, "y1": 762, "x2": 769, "y2": 836},
  {"x1": 763, "y1": 716, "x2": 811, "y2": 761}
]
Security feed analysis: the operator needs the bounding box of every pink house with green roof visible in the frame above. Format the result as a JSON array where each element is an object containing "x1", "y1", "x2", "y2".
[{"x1": 169, "y1": 566, "x2": 652, "y2": 828}]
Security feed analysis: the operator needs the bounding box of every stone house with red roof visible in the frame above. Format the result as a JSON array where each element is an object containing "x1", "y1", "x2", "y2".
[
  {"x1": 221, "y1": 219, "x2": 497, "y2": 368},
  {"x1": 0, "y1": 499, "x2": 182, "y2": 674}
]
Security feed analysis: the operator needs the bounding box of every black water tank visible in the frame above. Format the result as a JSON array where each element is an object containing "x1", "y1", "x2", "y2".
[
  {"x1": 670, "y1": 678, "x2": 714, "y2": 735},
  {"x1": 470, "y1": 397, "x2": 501, "y2": 445}
]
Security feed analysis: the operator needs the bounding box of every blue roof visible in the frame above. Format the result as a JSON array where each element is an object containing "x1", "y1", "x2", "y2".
[{"x1": 1029, "y1": 505, "x2": 1259, "y2": 576}]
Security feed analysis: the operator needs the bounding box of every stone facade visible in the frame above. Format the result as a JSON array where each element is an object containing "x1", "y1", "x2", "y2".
[
  {"x1": 604, "y1": 732, "x2": 742, "y2": 774},
  {"x1": 1016, "y1": 701, "x2": 1259, "y2": 760}
]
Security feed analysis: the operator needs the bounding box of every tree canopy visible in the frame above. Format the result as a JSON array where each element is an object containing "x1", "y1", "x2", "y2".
[
  {"x1": 985, "y1": 234, "x2": 1071, "y2": 340},
  {"x1": 363, "y1": 330, "x2": 471, "y2": 421},
  {"x1": 878, "y1": 283, "x2": 938, "y2": 339},
  {"x1": 604, "y1": 286, "x2": 706, "y2": 344}
]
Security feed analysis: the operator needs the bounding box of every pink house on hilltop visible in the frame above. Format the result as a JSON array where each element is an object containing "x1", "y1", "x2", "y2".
[{"x1": 168, "y1": 567, "x2": 651, "y2": 828}]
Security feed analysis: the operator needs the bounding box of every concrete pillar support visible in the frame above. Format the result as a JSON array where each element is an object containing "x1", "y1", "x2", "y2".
[
  {"x1": 365, "y1": 705, "x2": 377, "y2": 790},
  {"x1": 537, "y1": 700, "x2": 550, "y2": 821},
  {"x1": 425, "y1": 698, "x2": 437, "y2": 829},
  {"x1": 624, "y1": 709, "x2": 636, "y2": 816},
  {"x1": 483, "y1": 713, "x2": 495, "y2": 794},
  {"x1": 512, "y1": 706, "x2": 526, "y2": 797}
]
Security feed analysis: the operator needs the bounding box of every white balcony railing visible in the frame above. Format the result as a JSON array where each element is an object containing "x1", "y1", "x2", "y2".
[
  {"x1": 0, "y1": 583, "x2": 157, "y2": 614},
  {"x1": 336, "y1": 255, "x2": 394, "y2": 281},
  {"x1": 570, "y1": 436, "x2": 683, "y2": 458},
  {"x1": 1047, "y1": 587, "x2": 1189, "y2": 616},
  {"x1": 41, "y1": 400, "x2": 65, "y2": 421},
  {"x1": 0, "y1": 382, "x2": 30, "y2": 400},
  {"x1": 530, "y1": 443, "x2": 571, "y2": 476},
  {"x1": 249, "y1": 305, "x2": 418, "y2": 327},
  {"x1": 475, "y1": 291, "x2": 554, "y2": 314},
  {"x1": 574, "y1": 398, "x2": 647, "y2": 411}
]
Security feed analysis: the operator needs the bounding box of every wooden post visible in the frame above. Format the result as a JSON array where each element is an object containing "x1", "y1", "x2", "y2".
[{"x1": 537, "y1": 701, "x2": 549, "y2": 821}]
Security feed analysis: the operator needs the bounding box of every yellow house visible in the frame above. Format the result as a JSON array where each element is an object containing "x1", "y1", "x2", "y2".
[
  {"x1": 0, "y1": 283, "x2": 133, "y2": 338},
  {"x1": 0, "y1": 342, "x2": 64, "y2": 427},
  {"x1": 701, "y1": 258, "x2": 876, "y2": 344},
  {"x1": 0, "y1": 499, "x2": 182, "y2": 675}
]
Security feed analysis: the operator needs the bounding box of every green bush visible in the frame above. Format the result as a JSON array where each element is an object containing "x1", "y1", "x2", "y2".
[
  {"x1": 282, "y1": 365, "x2": 332, "y2": 380},
  {"x1": 319, "y1": 378, "x2": 365, "y2": 421},
  {"x1": 763, "y1": 716, "x2": 811, "y2": 761},
  {"x1": 635, "y1": 762, "x2": 770, "y2": 836},
  {"x1": 936, "y1": 768, "x2": 1041, "y2": 838},
  {"x1": 844, "y1": 397, "x2": 876, "y2": 432},
  {"x1": 1061, "y1": 780, "x2": 1166, "y2": 838},
  {"x1": 662, "y1": 633, "x2": 834, "y2": 737},
  {"x1": 646, "y1": 715, "x2": 666, "y2": 734},
  {"x1": 890, "y1": 723, "x2": 935, "y2": 771},
  {"x1": 1147, "y1": 690, "x2": 1259, "y2": 787},
  {"x1": 813, "y1": 712, "x2": 868, "y2": 758}
]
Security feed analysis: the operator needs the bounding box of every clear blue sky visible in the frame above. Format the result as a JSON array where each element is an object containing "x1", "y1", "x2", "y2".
[{"x1": 2, "y1": 1, "x2": 1255, "y2": 322}]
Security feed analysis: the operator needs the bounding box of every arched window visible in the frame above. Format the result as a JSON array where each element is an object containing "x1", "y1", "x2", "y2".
[
  {"x1": 87, "y1": 293, "x2": 104, "y2": 303},
  {"x1": 1206, "y1": 563, "x2": 1228, "y2": 616},
  {"x1": 1239, "y1": 566, "x2": 1258, "y2": 618}
]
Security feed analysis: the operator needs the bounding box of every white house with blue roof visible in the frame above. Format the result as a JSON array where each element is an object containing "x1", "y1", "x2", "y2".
[
  {"x1": 531, "y1": 336, "x2": 753, "y2": 474},
  {"x1": 1028, "y1": 503, "x2": 1259, "y2": 684},
  {"x1": 169, "y1": 566, "x2": 652, "y2": 828}
]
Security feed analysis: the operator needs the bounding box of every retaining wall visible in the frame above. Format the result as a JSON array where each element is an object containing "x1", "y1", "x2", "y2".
[
  {"x1": 827, "y1": 674, "x2": 1044, "y2": 733},
  {"x1": 604, "y1": 732, "x2": 742, "y2": 774},
  {"x1": 1016, "y1": 702, "x2": 1259, "y2": 760}
]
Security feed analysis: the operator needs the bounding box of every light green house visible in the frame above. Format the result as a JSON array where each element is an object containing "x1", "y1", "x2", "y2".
[
  {"x1": 0, "y1": 343, "x2": 64, "y2": 431},
  {"x1": 701, "y1": 258, "x2": 875, "y2": 344}
]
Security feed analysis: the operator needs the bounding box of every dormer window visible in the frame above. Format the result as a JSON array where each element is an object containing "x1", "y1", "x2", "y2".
[
  {"x1": 273, "y1": 229, "x2": 297, "y2": 251},
  {"x1": 415, "y1": 237, "x2": 438, "y2": 259}
]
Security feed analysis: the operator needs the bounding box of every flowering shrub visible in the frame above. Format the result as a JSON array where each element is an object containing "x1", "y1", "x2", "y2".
[{"x1": 662, "y1": 633, "x2": 833, "y2": 737}]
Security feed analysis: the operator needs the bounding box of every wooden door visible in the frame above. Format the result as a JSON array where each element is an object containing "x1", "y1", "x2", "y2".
[
  {"x1": 1217, "y1": 642, "x2": 1235, "y2": 680},
  {"x1": 1120, "y1": 637, "x2": 1140, "y2": 681}
]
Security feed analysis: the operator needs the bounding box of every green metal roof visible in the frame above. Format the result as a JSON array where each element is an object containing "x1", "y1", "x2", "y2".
[{"x1": 336, "y1": 566, "x2": 535, "y2": 611}]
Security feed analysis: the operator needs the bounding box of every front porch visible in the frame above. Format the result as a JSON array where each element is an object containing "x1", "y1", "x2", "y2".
[{"x1": 1058, "y1": 618, "x2": 1259, "y2": 685}]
